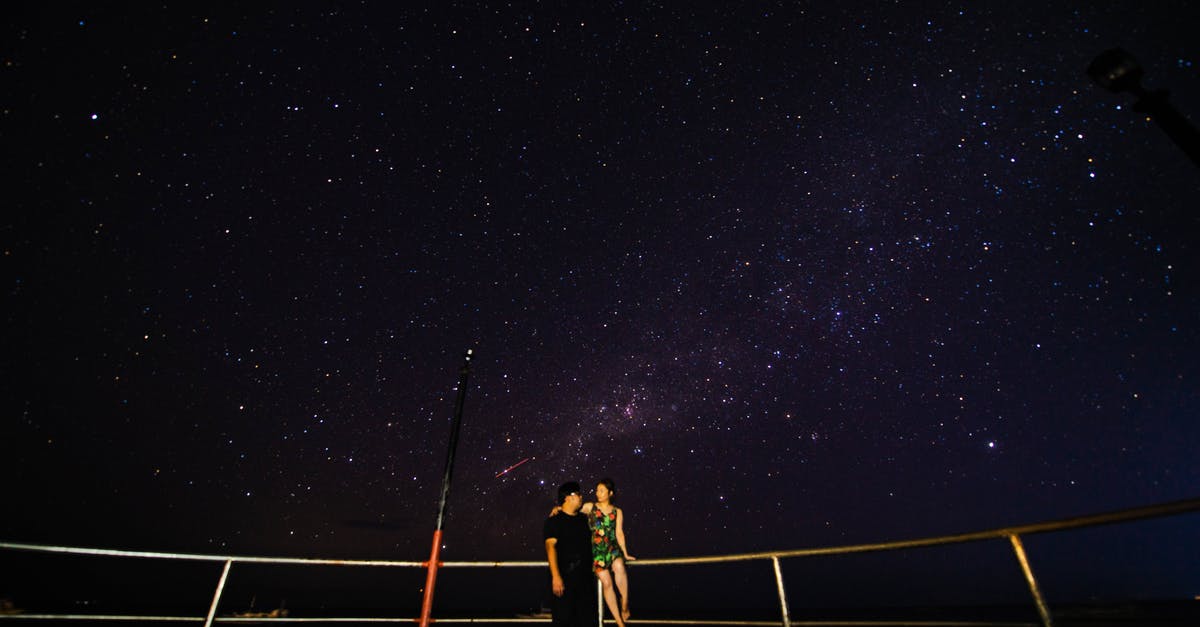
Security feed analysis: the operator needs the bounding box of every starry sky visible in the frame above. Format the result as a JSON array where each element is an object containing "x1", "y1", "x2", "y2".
[{"x1": 3, "y1": 1, "x2": 1200, "y2": 616}]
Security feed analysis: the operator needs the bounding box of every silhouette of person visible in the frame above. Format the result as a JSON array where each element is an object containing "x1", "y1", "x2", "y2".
[{"x1": 543, "y1": 481, "x2": 597, "y2": 627}]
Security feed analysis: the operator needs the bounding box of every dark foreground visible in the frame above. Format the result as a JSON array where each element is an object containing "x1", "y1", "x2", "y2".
[{"x1": 3, "y1": 600, "x2": 1198, "y2": 625}]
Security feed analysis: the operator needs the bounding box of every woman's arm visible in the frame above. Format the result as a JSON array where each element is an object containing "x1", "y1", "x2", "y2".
[
  {"x1": 616, "y1": 508, "x2": 634, "y2": 560},
  {"x1": 549, "y1": 502, "x2": 593, "y2": 516}
]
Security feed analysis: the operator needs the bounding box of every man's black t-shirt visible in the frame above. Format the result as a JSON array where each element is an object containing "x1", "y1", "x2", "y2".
[{"x1": 543, "y1": 512, "x2": 591, "y2": 573}]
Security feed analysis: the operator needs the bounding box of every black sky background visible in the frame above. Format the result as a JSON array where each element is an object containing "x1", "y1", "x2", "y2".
[{"x1": 3, "y1": 1, "x2": 1200, "y2": 617}]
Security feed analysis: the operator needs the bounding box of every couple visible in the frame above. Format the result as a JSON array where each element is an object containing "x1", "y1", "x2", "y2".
[{"x1": 542, "y1": 478, "x2": 634, "y2": 627}]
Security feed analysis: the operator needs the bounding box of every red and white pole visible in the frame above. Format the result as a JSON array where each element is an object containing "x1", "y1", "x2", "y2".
[{"x1": 418, "y1": 349, "x2": 473, "y2": 627}]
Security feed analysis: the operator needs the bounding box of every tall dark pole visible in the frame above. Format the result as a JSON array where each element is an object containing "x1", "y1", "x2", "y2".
[
  {"x1": 418, "y1": 349, "x2": 473, "y2": 627},
  {"x1": 1089, "y1": 48, "x2": 1200, "y2": 169}
]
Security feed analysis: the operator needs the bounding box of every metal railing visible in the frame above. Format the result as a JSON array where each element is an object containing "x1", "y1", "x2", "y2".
[{"x1": 2, "y1": 497, "x2": 1198, "y2": 627}]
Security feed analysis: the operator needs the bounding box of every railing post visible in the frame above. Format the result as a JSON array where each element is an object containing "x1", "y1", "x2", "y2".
[
  {"x1": 203, "y1": 559, "x2": 233, "y2": 627},
  {"x1": 597, "y1": 576, "x2": 604, "y2": 624},
  {"x1": 1008, "y1": 533, "x2": 1054, "y2": 627},
  {"x1": 771, "y1": 556, "x2": 792, "y2": 627}
]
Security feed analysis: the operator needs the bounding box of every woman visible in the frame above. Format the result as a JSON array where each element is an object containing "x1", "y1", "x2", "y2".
[{"x1": 553, "y1": 478, "x2": 634, "y2": 624}]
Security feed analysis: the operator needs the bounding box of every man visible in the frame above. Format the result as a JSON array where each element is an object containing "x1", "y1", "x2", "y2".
[{"x1": 543, "y1": 481, "x2": 597, "y2": 626}]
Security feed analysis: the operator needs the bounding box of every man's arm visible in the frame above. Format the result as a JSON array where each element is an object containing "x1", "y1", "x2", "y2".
[{"x1": 544, "y1": 537, "x2": 564, "y2": 596}]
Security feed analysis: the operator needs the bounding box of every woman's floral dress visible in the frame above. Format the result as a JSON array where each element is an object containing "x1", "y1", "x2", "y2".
[{"x1": 591, "y1": 506, "x2": 624, "y2": 573}]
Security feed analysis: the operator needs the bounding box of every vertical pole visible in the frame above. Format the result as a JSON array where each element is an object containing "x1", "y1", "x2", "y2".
[
  {"x1": 203, "y1": 559, "x2": 232, "y2": 627},
  {"x1": 1008, "y1": 533, "x2": 1054, "y2": 627},
  {"x1": 418, "y1": 349, "x2": 474, "y2": 627},
  {"x1": 597, "y1": 577, "x2": 604, "y2": 625},
  {"x1": 771, "y1": 556, "x2": 792, "y2": 627}
]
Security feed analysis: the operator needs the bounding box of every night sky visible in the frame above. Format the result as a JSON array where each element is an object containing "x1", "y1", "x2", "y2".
[{"x1": 3, "y1": 1, "x2": 1200, "y2": 616}]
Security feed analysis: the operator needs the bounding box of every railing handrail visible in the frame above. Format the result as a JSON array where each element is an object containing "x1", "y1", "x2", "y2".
[
  {"x1": 640, "y1": 495, "x2": 1200, "y2": 565},
  {"x1": 4, "y1": 496, "x2": 1198, "y2": 567},
  {"x1": 3, "y1": 496, "x2": 1198, "y2": 627}
]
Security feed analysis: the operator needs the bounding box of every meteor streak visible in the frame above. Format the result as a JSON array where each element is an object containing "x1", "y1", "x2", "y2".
[{"x1": 495, "y1": 456, "x2": 532, "y2": 478}]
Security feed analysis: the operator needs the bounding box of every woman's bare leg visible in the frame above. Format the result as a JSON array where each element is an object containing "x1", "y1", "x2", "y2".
[
  {"x1": 597, "y1": 569, "x2": 624, "y2": 626},
  {"x1": 612, "y1": 558, "x2": 630, "y2": 620}
]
